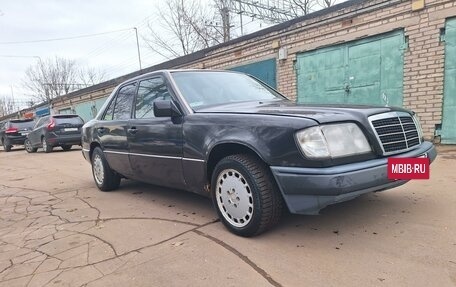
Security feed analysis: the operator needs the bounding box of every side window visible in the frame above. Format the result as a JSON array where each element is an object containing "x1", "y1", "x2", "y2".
[
  {"x1": 34, "y1": 117, "x2": 46, "y2": 129},
  {"x1": 103, "y1": 99, "x2": 115, "y2": 121},
  {"x1": 34, "y1": 119, "x2": 42, "y2": 129},
  {"x1": 135, "y1": 77, "x2": 171, "y2": 119},
  {"x1": 112, "y1": 84, "x2": 136, "y2": 120}
]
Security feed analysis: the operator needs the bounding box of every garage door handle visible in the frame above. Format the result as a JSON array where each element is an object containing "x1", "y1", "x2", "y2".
[{"x1": 128, "y1": 127, "x2": 138, "y2": 135}]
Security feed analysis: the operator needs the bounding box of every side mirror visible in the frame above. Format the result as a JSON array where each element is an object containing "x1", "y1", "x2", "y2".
[{"x1": 153, "y1": 100, "x2": 182, "y2": 117}]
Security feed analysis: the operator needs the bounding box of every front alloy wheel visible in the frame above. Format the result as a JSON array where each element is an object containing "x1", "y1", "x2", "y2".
[
  {"x1": 216, "y1": 169, "x2": 254, "y2": 228},
  {"x1": 211, "y1": 154, "x2": 283, "y2": 237}
]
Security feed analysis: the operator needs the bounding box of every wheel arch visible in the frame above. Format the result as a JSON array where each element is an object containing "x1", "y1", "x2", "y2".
[
  {"x1": 206, "y1": 142, "x2": 268, "y2": 182},
  {"x1": 89, "y1": 141, "x2": 102, "y2": 160}
]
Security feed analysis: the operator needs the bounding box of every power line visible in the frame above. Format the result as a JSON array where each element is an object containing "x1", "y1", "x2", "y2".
[{"x1": 0, "y1": 28, "x2": 135, "y2": 45}]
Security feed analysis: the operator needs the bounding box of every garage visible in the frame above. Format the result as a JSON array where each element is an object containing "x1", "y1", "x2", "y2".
[
  {"x1": 296, "y1": 30, "x2": 405, "y2": 107},
  {"x1": 441, "y1": 18, "x2": 456, "y2": 144},
  {"x1": 229, "y1": 58, "x2": 277, "y2": 88}
]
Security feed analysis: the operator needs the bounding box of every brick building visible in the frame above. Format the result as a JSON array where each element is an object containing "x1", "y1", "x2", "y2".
[{"x1": 6, "y1": 0, "x2": 456, "y2": 143}]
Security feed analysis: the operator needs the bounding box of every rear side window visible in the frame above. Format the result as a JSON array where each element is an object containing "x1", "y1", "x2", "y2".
[
  {"x1": 113, "y1": 84, "x2": 136, "y2": 120},
  {"x1": 54, "y1": 116, "x2": 84, "y2": 125}
]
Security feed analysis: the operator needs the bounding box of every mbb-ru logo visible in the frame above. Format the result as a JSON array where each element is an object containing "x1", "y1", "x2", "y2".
[{"x1": 387, "y1": 157, "x2": 430, "y2": 180}]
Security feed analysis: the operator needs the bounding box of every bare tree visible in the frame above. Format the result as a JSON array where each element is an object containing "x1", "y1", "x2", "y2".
[
  {"x1": 22, "y1": 57, "x2": 107, "y2": 102},
  {"x1": 317, "y1": 0, "x2": 338, "y2": 8},
  {"x1": 290, "y1": 0, "x2": 318, "y2": 16},
  {"x1": 0, "y1": 97, "x2": 14, "y2": 117},
  {"x1": 143, "y1": 0, "x2": 224, "y2": 59},
  {"x1": 77, "y1": 66, "x2": 107, "y2": 87}
]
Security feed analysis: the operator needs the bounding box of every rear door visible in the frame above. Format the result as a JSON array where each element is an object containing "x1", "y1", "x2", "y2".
[
  {"x1": 28, "y1": 117, "x2": 48, "y2": 146},
  {"x1": 128, "y1": 76, "x2": 186, "y2": 189},
  {"x1": 97, "y1": 83, "x2": 136, "y2": 177}
]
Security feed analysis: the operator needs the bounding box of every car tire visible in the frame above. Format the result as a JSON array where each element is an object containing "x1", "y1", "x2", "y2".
[
  {"x1": 91, "y1": 147, "x2": 121, "y2": 191},
  {"x1": 2, "y1": 138, "x2": 11, "y2": 152},
  {"x1": 61, "y1": 145, "x2": 72, "y2": 151},
  {"x1": 25, "y1": 139, "x2": 37, "y2": 153},
  {"x1": 211, "y1": 154, "x2": 283, "y2": 237},
  {"x1": 42, "y1": 137, "x2": 53, "y2": 153}
]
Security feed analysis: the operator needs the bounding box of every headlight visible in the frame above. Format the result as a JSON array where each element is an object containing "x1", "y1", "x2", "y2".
[
  {"x1": 412, "y1": 113, "x2": 424, "y2": 141},
  {"x1": 296, "y1": 123, "x2": 371, "y2": 158}
]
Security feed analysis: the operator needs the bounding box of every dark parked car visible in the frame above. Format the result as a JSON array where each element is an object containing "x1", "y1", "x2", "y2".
[
  {"x1": 0, "y1": 119, "x2": 35, "y2": 152},
  {"x1": 81, "y1": 70, "x2": 437, "y2": 237},
  {"x1": 25, "y1": 114, "x2": 84, "y2": 153}
]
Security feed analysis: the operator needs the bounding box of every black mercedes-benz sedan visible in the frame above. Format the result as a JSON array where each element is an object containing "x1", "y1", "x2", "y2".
[{"x1": 81, "y1": 69, "x2": 436, "y2": 237}]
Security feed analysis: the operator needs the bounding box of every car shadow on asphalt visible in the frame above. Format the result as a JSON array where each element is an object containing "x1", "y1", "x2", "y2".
[{"x1": 109, "y1": 179, "x2": 408, "y2": 237}]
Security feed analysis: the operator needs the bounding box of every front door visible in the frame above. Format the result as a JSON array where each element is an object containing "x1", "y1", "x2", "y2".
[
  {"x1": 97, "y1": 83, "x2": 136, "y2": 177},
  {"x1": 128, "y1": 76, "x2": 186, "y2": 190}
]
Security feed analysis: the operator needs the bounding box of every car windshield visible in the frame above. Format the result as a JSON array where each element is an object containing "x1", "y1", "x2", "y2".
[
  {"x1": 171, "y1": 71, "x2": 285, "y2": 110},
  {"x1": 54, "y1": 115, "x2": 84, "y2": 125},
  {"x1": 10, "y1": 120, "x2": 34, "y2": 129}
]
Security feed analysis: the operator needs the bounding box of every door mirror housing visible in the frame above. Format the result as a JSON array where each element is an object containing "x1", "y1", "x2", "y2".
[{"x1": 153, "y1": 100, "x2": 182, "y2": 117}]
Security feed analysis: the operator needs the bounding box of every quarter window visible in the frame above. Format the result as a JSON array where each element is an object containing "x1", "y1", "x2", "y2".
[
  {"x1": 135, "y1": 77, "x2": 171, "y2": 119},
  {"x1": 112, "y1": 83, "x2": 136, "y2": 120},
  {"x1": 103, "y1": 99, "x2": 115, "y2": 121}
]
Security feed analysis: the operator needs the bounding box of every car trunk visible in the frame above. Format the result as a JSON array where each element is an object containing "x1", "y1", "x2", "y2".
[
  {"x1": 7, "y1": 120, "x2": 35, "y2": 136},
  {"x1": 52, "y1": 116, "x2": 84, "y2": 135}
]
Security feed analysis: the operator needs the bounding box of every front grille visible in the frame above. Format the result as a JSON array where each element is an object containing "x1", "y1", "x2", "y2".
[{"x1": 369, "y1": 112, "x2": 421, "y2": 155}]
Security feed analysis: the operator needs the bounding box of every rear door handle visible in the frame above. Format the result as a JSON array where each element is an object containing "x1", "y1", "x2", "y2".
[{"x1": 127, "y1": 127, "x2": 138, "y2": 135}]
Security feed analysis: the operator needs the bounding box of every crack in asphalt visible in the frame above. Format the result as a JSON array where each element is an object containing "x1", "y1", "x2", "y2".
[
  {"x1": 0, "y1": 181, "x2": 280, "y2": 287},
  {"x1": 193, "y1": 229, "x2": 283, "y2": 287}
]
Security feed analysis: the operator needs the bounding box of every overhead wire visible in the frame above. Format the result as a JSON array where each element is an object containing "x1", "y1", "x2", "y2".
[{"x1": 0, "y1": 28, "x2": 136, "y2": 45}]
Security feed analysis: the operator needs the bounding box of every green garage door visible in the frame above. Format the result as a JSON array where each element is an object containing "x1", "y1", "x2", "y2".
[
  {"x1": 230, "y1": 58, "x2": 277, "y2": 88},
  {"x1": 441, "y1": 18, "x2": 456, "y2": 144},
  {"x1": 297, "y1": 31, "x2": 405, "y2": 106}
]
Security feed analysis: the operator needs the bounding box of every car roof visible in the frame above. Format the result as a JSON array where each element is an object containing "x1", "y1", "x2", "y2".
[
  {"x1": 52, "y1": 114, "x2": 80, "y2": 118},
  {"x1": 124, "y1": 69, "x2": 244, "y2": 84},
  {"x1": 9, "y1": 118, "x2": 34, "y2": 122}
]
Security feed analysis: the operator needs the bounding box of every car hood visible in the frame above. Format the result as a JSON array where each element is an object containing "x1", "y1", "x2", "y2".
[{"x1": 194, "y1": 100, "x2": 411, "y2": 124}]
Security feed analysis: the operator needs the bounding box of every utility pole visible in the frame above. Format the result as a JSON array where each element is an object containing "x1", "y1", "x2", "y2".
[
  {"x1": 221, "y1": 5, "x2": 231, "y2": 41},
  {"x1": 134, "y1": 27, "x2": 142, "y2": 70},
  {"x1": 10, "y1": 85, "x2": 16, "y2": 113}
]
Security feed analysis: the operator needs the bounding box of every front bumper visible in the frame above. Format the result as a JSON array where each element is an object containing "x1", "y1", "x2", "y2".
[{"x1": 271, "y1": 141, "x2": 437, "y2": 215}]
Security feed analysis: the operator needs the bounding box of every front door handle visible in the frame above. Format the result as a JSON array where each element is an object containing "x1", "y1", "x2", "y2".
[
  {"x1": 127, "y1": 127, "x2": 138, "y2": 135},
  {"x1": 97, "y1": 127, "x2": 106, "y2": 134}
]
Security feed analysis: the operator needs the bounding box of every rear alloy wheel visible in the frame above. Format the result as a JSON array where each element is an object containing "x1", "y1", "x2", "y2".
[
  {"x1": 91, "y1": 147, "x2": 121, "y2": 191},
  {"x1": 25, "y1": 139, "x2": 37, "y2": 153},
  {"x1": 61, "y1": 145, "x2": 72, "y2": 151},
  {"x1": 42, "y1": 137, "x2": 53, "y2": 153},
  {"x1": 211, "y1": 154, "x2": 283, "y2": 237},
  {"x1": 2, "y1": 138, "x2": 11, "y2": 152}
]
